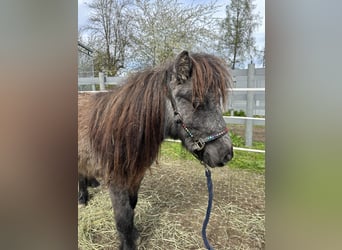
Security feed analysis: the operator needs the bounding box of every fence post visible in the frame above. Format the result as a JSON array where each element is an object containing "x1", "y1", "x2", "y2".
[
  {"x1": 245, "y1": 63, "x2": 255, "y2": 147},
  {"x1": 99, "y1": 72, "x2": 106, "y2": 91}
]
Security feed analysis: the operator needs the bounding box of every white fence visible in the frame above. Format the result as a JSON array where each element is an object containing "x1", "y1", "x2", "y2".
[{"x1": 78, "y1": 64, "x2": 265, "y2": 153}]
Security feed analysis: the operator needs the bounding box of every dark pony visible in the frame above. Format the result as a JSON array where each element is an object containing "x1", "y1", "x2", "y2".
[{"x1": 78, "y1": 51, "x2": 233, "y2": 249}]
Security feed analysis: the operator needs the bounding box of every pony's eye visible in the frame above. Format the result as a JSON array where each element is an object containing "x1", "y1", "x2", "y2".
[
  {"x1": 192, "y1": 98, "x2": 205, "y2": 109},
  {"x1": 192, "y1": 101, "x2": 201, "y2": 109}
]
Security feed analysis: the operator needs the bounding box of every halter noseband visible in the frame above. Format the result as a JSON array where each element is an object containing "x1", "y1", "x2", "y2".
[{"x1": 165, "y1": 73, "x2": 228, "y2": 153}]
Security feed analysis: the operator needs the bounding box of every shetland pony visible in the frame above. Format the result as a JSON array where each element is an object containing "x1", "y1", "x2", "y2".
[{"x1": 78, "y1": 51, "x2": 233, "y2": 249}]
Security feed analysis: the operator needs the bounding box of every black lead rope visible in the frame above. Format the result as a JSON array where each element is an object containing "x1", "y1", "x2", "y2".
[{"x1": 202, "y1": 165, "x2": 214, "y2": 250}]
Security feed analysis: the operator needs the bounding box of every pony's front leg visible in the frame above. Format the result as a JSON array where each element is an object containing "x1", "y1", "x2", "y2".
[{"x1": 109, "y1": 185, "x2": 140, "y2": 250}]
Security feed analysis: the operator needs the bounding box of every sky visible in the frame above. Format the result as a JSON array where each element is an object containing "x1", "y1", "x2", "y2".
[{"x1": 78, "y1": 0, "x2": 265, "y2": 51}]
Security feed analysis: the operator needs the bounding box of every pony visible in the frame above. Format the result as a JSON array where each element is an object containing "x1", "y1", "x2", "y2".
[{"x1": 78, "y1": 51, "x2": 234, "y2": 249}]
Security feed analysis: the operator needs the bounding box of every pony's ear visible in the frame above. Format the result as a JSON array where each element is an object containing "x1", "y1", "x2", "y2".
[{"x1": 175, "y1": 50, "x2": 192, "y2": 84}]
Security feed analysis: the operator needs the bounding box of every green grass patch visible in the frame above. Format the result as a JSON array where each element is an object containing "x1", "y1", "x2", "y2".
[
  {"x1": 159, "y1": 141, "x2": 196, "y2": 161},
  {"x1": 228, "y1": 150, "x2": 265, "y2": 172}
]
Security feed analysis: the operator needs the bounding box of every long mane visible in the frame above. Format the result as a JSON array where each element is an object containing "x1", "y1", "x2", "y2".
[
  {"x1": 87, "y1": 53, "x2": 232, "y2": 188},
  {"x1": 89, "y1": 66, "x2": 169, "y2": 188}
]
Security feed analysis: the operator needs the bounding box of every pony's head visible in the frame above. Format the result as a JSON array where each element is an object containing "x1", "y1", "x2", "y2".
[{"x1": 167, "y1": 51, "x2": 234, "y2": 167}]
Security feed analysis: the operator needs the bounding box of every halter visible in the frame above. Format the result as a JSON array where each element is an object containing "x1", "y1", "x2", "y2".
[
  {"x1": 165, "y1": 73, "x2": 228, "y2": 154},
  {"x1": 174, "y1": 111, "x2": 229, "y2": 152}
]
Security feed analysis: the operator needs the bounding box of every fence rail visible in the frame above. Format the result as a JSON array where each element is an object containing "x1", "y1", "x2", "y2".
[
  {"x1": 164, "y1": 139, "x2": 265, "y2": 154},
  {"x1": 224, "y1": 116, "x2": 265, "y2": 126},
  {"x1": 231, "y1": 88, "x2": 265, "y2": 91}
]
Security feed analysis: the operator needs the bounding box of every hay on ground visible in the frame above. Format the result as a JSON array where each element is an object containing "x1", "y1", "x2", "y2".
[{"x1": 78, "y1": 159, "x2": 265, "y2": 250}]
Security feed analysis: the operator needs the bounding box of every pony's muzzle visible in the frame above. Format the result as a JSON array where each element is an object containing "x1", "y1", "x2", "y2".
[{"x1": 213, "y1": 144, "x2": 234, "y2": 167}]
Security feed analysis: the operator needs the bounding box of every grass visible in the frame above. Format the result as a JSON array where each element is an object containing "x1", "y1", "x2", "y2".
[{"x1": 228, "y1": 131, "x2": 265, "y2": 172}]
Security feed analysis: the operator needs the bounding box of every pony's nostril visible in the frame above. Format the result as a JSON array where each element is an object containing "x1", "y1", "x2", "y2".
[{"x1": 224, "y1": 148, "x2": 234, "y2": 162}]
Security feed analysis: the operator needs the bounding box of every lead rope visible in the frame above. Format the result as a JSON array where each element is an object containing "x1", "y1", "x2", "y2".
[{"x1": 202, "y1": 164, "x2": 214, "y2": 250}]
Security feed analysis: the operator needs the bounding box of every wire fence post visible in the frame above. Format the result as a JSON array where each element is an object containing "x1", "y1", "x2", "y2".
[{"x1": 245, "y1": 63, "x2": 255, "y2": 147}]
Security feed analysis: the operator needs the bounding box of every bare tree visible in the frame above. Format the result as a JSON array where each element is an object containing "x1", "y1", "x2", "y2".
[
  {"x1": 129, "y1": 0, "x2": 220, "y2": 68},
  {"x1": 82, "y1": 0, "x2": 133, "y2": 76},
  {"x1": 79, "y1": 0, "x2": 225, "y2": 73},
  {"x1": 220, "y1": 0, "x2": 261, "y2": 69}
]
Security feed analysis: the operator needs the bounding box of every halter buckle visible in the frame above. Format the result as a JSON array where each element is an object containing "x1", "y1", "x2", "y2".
[{"x1": 193, "y1": 138, "x2": 205, "y2": 151}]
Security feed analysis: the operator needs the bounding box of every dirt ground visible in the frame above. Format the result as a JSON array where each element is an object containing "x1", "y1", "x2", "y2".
[{"x1": 78, "y1": 159, "x2": 265, "y2": 250}]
